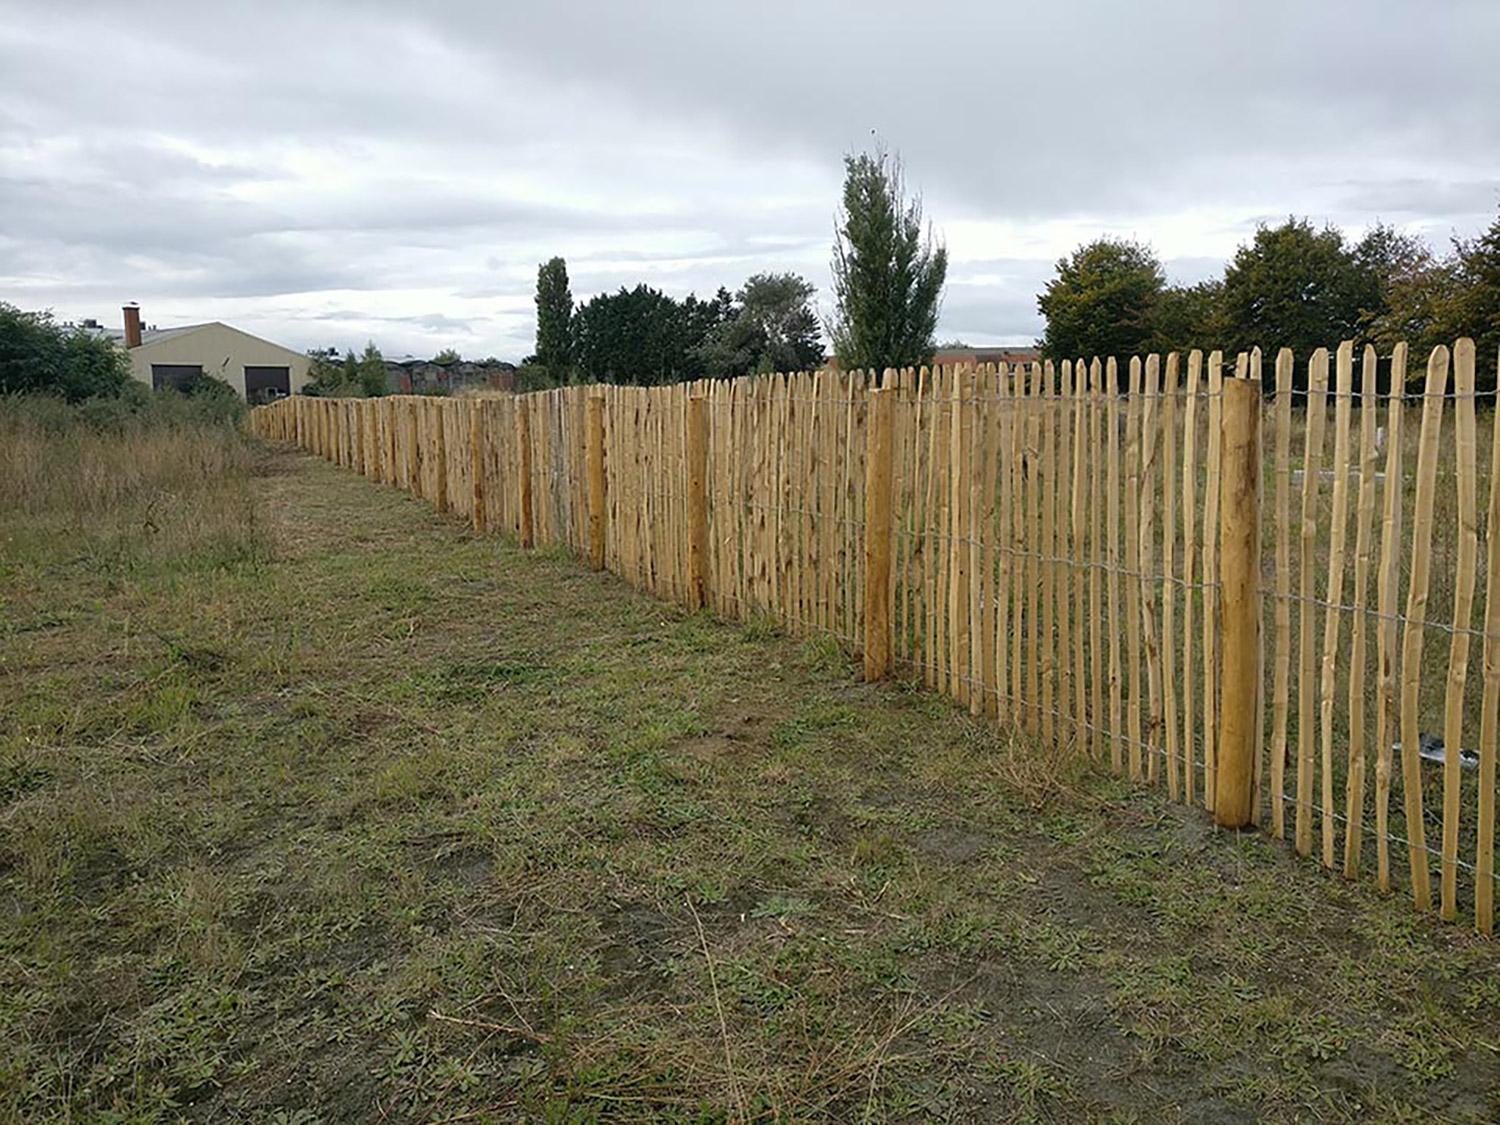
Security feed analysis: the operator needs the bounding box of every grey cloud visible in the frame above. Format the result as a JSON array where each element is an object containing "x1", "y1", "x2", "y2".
[
  {"x1": 307, "y1": 310, "x2": 487, "y2": 333},
  {"x1": 1335, "y1": 179, "x2": 1500, "y2": 221},
  {"x1": 3, "y1": 0, "x2": 1497, "y2": 361}
]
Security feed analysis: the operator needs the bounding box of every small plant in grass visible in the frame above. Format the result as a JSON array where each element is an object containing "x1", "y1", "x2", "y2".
[
  {"x1": 740, "y1": 612, "x2": 781, "y2": 642},
  {"x1": 800, "y1": 634, "x2": 846, "y2": 675},
  {"x1": 750, "y1": 893, "x2": 816, "y2": 920},
  {"x1": 987, "y1": 1055, "x2": 1063, "y2": 1117}
]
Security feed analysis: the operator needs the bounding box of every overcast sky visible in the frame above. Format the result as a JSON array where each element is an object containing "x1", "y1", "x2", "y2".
[{"x1": 3, "y1": 1, "x2": 1498, "y2": 362}]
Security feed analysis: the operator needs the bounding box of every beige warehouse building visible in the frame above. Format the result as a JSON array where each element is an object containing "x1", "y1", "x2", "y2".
[{"x1": 105, "y1": 304, "x2": 313, "y2": 403}]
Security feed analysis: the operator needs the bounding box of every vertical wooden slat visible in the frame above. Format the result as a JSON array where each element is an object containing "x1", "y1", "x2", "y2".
[
  {"x1": 1476, "y1": 344, "x2": 1500, "y2": 935},
  {"x1": 1125, "y1": 357, "x2": 1144, "y2": 780},
  {"x1": 1400, "y1": 344, "x2": 1450, "y2": 912},
  {"x1": 1216, "y1": 376, "x2": 1261, "y2": 827},
  {"x1": 1161, "y1": 353, "x2": 1180, "y2": 799},
  {"x1": 1107, "y1": 358, "x2": 1124, "y2": 772},
  {"x1": 1139, "y1": 355, "x2": 1162, "y2": 784},
  {"x1": 1318, "y1": 342, "x2": 1356, "y2": 868},
  {"x1": 516, "y1": 397, "x2": 534, "y2": 548},
  {"x1": 970, "y1": 369, "x2": 987, "y2": 716},
  {"x1": 1181, "y1": 352, "x2": 1201, "y2": 801},
  {"x1": 1072, "y1": 359, "x2": 1088, "y2": 752},
  {"x1": 935, "y1": 369, "x2": 951, "y2": 691},
  {"x1": 843, "y1": 373, "x2": 859, "y2": 645},
  {"x1": 1343, "y1": 346, "x2": 1380, "y2": 876},
  {"x1": 864, "y1": 386, "x2": 895, "y2": 680},
  {"x1": 407, "y1": 399, "x2": 422, "y2": 497},
  {"x1": 1028, "y1": 362, "x2": 1044, "y2": 734},
  {"x1": 1055, "y1": 361, "x2": 1072, "y2": 740},
  {"x1": 1041, "y1": 361, "x2": 1057, "y2": 744},
  {"x1": 828, "y1": 375, "x2": 840, "y2": 642},
  {"x1": 1089, "y1": 358, "x2": 1105, "y2": 761},
  {"x1": 804, "y1": 375, "x2": 816, "y2": 639},
  {"x1": 470, "y1": 400, "x2": 487, "y2": 532},
  {"x1": 908, "y1": 371, "x2": 927, "y2": 674},
  {"x1": 686, "y1": 394, "x2": 709, "y2": 612},
  {"x1": 776, "y1": 377, "x2": 790, "y2": 626},
  {"x1": 1271, "y1": 348, "x2": 1294, "y2": 836},
  {"x1": 1296, "y1": 349, "x2": 1329, "y2": 853},
  {"x1": 980, "y1": 368, "x2": 999, "y2": 717},
  {"x1": 949, "y1": 367, "x2": 970, "y2": 706},
  {"x1": 921, "y1": 368, "x2": 939, "y2": 687},
  {"x1": 1376, "y1": 346, "x2": 1407, "y2": 892},
  {"x1": 1011, "y1": 363, "x2": 1027, "y2": 726},
  {"x1": 900, "y1": 371, "x2": 919, "y2": 672},
  {"x1": 1202, "y1": 352, "x2": 1225, "y2": 810},
  {"x1": 434, "y1": 399, "x2": 450, "y2": 513},
  {"x1": 994, "y1": 365, "x2": 1013, "y2": 721},
  {"x1": 1439, "y1": 339, "x2": 1477, "y2": 920},
  {"x1": 1250, "y1": 349, "x2": 1266, "y2": 825}
]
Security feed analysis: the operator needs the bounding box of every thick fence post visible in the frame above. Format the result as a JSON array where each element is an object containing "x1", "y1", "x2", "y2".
[
  {"x1": 516, "y1": 396, "x2": 534, "y2": 548},
  {"x1": 431, "y1": 400, "x2": 449, "y2": 513},
  {"x1": 470, "y1": 399, "x2": 487, "y2": 533},
  {"x1": 1216, "y1": 376, "x2": 1261, "y2": 827},
  {"x1": 685, "y1": 395, "x2": 708, "y2": 609},
  {"x1": 587, "y1": 393, "x2": 607, "y2": 570},
  {"x1": 863, "y1": 385, "x2": 895, "y2": 681},
  {"x1": 405, "y1": 399, "x2": 421, "y2": 493}
]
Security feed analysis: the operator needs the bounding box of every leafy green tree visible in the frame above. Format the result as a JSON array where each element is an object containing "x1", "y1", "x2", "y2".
[
  {"x1": 1150, "y1": 279, "x2": 1227, "y2": 354},
  {"x1": 1038, "y1": 238, "x2": 1164, "y2": 369},
  {"x1": 358, "y1": 342, "x2": 387, "y2": 396},
  {"x1": 1453, "y1": 207, "x2": 1500, "y2": 383},
  {"x1": 431, "y1": 348, "x2": 461, "y2": 365},
  {"x1": 1351, "y1": 223, "x2": 1427, "y2": 327},
  {"x1": 535, "y1": 257, "x2": 574, "y2": 380},
  {"x1": 1362, "y1": 243, "x2": 1461, "y2": 360},
  {"x1": 304, "y1": 349, "x2": 348, "y2": 396},
  {"x1": 0, "y1": 303, "x2": 131, "y2": 401},
  {"x1": 739, "y1": 273, "x2": 823, "y2": 373},
  {"x1": 571, "y1": 284, "x2": 732, "y2": 385},
  {"x1": 1357, "y1": 209, "x2": 1500, "y2": 388},
  {"x1": 572, "y1": 285, "x2": 685, "y2": 385},
  {"x1": 697, "y1": 274, "x2": 824, "y2": 376},
  {"x1": 1220, "y1": 218, "x2": 1368, "y2": 365},
  {"x1": 830, "y1": 149, "x2": 947, "y2": 370}
]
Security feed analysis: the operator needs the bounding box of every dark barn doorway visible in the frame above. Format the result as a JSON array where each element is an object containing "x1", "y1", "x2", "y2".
[
  {"x1": 245, "y1": 366, "x2": 291, "y2": 405},
  {"x1": 151, "y1": 364, "x2": 204, "y2": 392}
]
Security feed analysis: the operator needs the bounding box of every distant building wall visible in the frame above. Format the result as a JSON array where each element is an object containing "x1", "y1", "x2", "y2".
[
  {"x1": 930, "y1": 346, "x2": 1042, "y2": 368},
  {"x1": 387, "y1": 361, "x2": 516, "y2": 394}
]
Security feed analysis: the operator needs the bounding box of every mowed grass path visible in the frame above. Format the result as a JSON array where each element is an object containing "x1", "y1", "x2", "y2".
[{"x1": 4, "y1": 444, "x2": 1500, "y2": 1122}]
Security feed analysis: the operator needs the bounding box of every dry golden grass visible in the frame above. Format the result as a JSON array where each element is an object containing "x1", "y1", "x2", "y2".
[{"x1": 0, "y1": 404, "x2": 265, "y2": 572}]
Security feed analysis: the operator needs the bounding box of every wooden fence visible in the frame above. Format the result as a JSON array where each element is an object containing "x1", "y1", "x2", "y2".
[{"x1": 250, "y1": 339, "x2": 1500, "y2": 935}]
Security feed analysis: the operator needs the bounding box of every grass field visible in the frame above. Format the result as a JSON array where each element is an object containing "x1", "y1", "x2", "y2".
[{"x1": 3, "y1": 420, "x2": 1500, "y2": 1122}]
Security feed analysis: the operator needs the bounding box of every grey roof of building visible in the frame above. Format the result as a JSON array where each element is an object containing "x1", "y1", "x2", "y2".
[{"x1": 90, "y1": 323, "x2": 211, "y2": 345}]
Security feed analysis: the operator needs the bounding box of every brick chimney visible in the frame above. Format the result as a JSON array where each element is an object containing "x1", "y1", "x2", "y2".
[{"x1": 123, "y1": 303, "x2": 142, "y2": 348}]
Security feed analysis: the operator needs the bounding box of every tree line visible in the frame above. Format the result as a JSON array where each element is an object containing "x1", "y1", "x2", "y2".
[
  {"x1": 531, "y1": 267, "x2": 826, "y2": 385},
  {"x1": 530, "y1": 150, "x2": 948, "y2": 386},
  {"x1": 1038, "y1": 211, "x2": 1500, "y2": 389}
]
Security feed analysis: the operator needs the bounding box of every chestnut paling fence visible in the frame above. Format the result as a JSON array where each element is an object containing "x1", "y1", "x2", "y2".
[{"x1": 251, "y1": 338, "x2": 1500, "y2": 935}]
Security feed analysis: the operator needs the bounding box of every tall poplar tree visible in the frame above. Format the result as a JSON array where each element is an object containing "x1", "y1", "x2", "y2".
[
  {"x1": 829, "y1": 149, "x2": 947, "y2": 370},
  {"x1": 535, "y1": 257, "x2": 574, "y2": 380}
]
